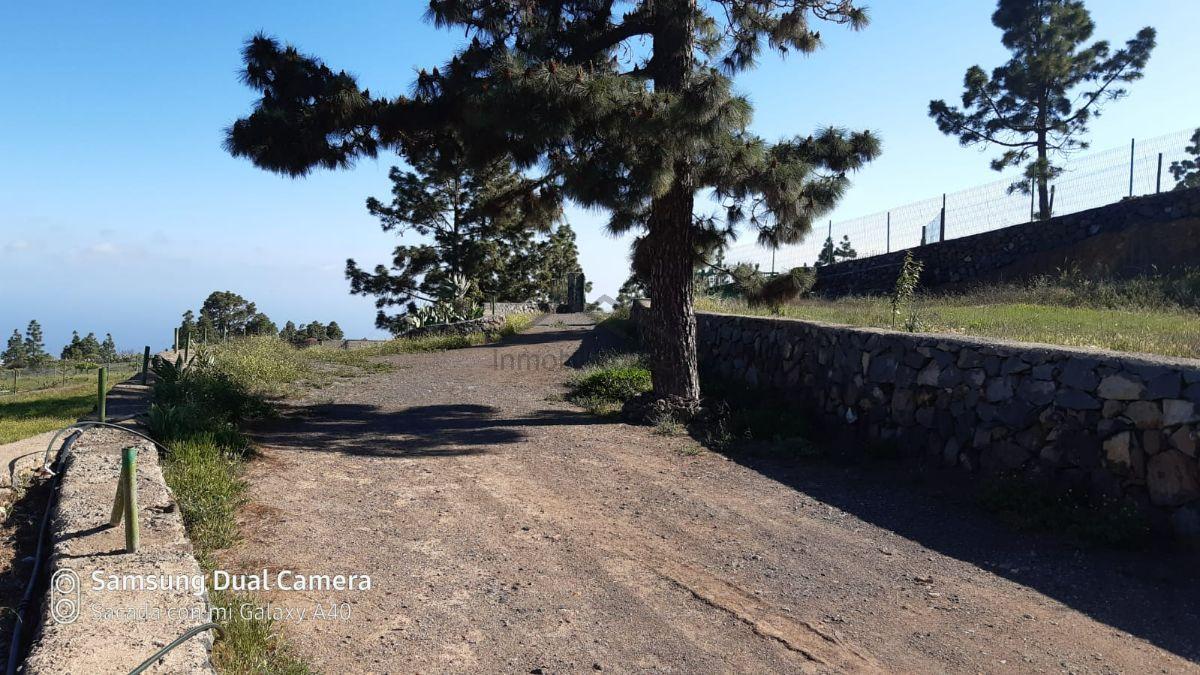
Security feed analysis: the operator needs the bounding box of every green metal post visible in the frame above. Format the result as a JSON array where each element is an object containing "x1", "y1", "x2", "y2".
[
  {"x1": 121, "y1": 447, "x2": 139, "y2": 552},
  {"x1": 97, "y1": 367, "x2": 107, "y2": 423},
  {"x1": 110, "y1": 469, "x2": 126, "y2": 526},
  {"x1": 141, "y1": 346, "x2": 150, "y2": 385}
]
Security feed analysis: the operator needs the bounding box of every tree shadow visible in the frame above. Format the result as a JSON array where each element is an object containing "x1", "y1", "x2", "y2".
[
  {"x1": 251, "y1": 402, "x2": 606, "y2": 459},
  {"x1": 704, "y1": 424, "x2": 1200, "y2": 662}
]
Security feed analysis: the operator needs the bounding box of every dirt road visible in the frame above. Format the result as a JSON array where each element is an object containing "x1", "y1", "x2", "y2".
[{"x1": 223, "y1": 315, "x2": 1200, "y2": 673}]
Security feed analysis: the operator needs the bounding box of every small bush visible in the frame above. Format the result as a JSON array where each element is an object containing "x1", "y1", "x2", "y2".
[{"x1": 566, "y1": 354, "x2": 652, "y2": 406}]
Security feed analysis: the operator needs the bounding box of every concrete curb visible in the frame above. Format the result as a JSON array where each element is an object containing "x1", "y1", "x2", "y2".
[{"x1": 22, "y1": 393, "x2": 216, "y2": 672}]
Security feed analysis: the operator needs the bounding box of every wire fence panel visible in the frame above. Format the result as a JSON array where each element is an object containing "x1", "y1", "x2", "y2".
[
  {"x1": 0, "y1": 362, "x2": 139, "y2": 397},
  {"x1": 726, "y1": 128, "x2": 1197, "y2": 273}
]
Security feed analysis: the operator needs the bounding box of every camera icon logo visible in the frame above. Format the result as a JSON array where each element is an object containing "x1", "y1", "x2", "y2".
[{"x1": 50, "y1": 569, "x2": 80, "y2": 625}]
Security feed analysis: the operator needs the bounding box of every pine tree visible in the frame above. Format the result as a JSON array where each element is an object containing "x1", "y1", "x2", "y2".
[
  {"x1": 1170, "y1": 128, "x2": 1200, "y2": 191},
  {"x1": 226, "y1": 3, "x2": 881, "y2": 412},
  {"x1": 246, "y1": 313, "x2": 278, "y2": 336},
  {"x1": 23, "y1": 320, "x2": 48, "y2": 368},
  {"x1": 3, "y1": 330, "x2": 26, "y2": 369},
  {"x1": 200, "y1": 291, "x2": 258, "y2": 338},
  {"x1": 100, "y1": 334, "x2": 118, "y2": 362},
  {"x1": 816, "y1": 237, "x2": 837, "y2": 267},
  {"x1": 61, "y1": 331, "x2": 83, "y2": 361},
  {"x1": 280, "y1": 321, "x2": 299, "y2": 345},
  {"x1": 180, "y1": 310, "x2": 197, "y2": 343},
  {"x1": 326, "y1": 321, "x2": 344, "y2": 340},
  {"x1": 346, "y1": 148, "x2": 559, "y2": 332},
  {"x1": 929, "y1": 0, "x2": 1155, "y2": 220},
  {"x1": 834, "y1": 235, "x2": 857, "y2": 262},
  {"x1": 79, "y1": 333, "x2": 102, "y2": 361}
]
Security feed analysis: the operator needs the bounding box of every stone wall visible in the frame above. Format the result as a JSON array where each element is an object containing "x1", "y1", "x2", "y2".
[
  {"x1": 633, "y1": 302, "x2": 1200, "y2": 539},
  {"x1": 813, "y1": 187, "x2": 1200, "y2": 296}
]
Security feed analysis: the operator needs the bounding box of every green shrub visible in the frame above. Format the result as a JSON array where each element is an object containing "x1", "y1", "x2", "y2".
[
  {"x1": 160, "y1": 435, "x2": 246, "y2": 564},
  {"x1": 567, "y1": 354, "x2": 652, "y2": 405}
]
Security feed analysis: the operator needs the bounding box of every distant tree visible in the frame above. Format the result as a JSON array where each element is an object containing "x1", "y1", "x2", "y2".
[
  {"x1": 246, "y1": 313, "x2": 278, "y2": 336},
  {"x1": 100, "y1": 334, "x2": 118, "y2": 362},
  {"x1": 61, "y1": 331, "x2": 82, "y2": 361},
  {"x1": 23, "y1": 320, "x2": 48, "y2": 367},
  {"x1": 280, "y1": 321, "x2": 299, "y2": 345},
  {"x1": 535, "y1": 224, "x2": 591, "y2": 302},
  {"x1": 835, "y1": 235, "x2": 857, "y2": 262},
  {"x1": 76, "y1": 331, "x2": 100, "y2": 360},
  {"x1": 180, "y1": 310, "x2": 197, "y2": 342},
  {"x1": 346, "y1": 148, "x2": 559, "y2": 332},
  {"x1": 1170, "y1": 128, "x2": 1200, "y2": 191},
  {"x1": 930, "y1": 0, "x2": 1155, "y2": 219},
  {"x1": 816, "y1": 234, "x2": 858, "y2": 267},
  {"x1": 3, "y1": 330, "x2": 26, "y2": 369},
  {"x1": 200, "y1": 291, "x2": 259, "y2": 338},
  {"x1": 226, "y1": 2, "x2": 882, "y2": 412},
  {"x1": 614, "y1": 274, "x2": 649, "y2": 310},
  {"x1": 196, "y1": 314, "x2": 217, "y2": 343},
  {"x1": 302, "y1": 322, "x2": 327, "y2": 341},
  {"x1": 816, "y1": 237, "x2": 837, "y2": 267},
  {"x1": 326, "y1": 321, "x2": 344, "y2": 340}
]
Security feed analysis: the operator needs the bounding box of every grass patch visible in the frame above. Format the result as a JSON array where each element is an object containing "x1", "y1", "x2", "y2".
[
  {"x1": 565, "y1": 353, "x2": 652, "y2": 415},
  {"x1": 150, "y1": 352, "x2": 311, "y2": 672},
  {"x1": 0, "y1": 379, "x2": 131, "y2": 444},
  {"x1": 698, "y1": 291, "x2": 1200, "y2": 359},
  {"x1": 208, "y1": 590, "x2": 314, "y2": 675},
  {"x1": 978, "y1": 475, "x2": 1150, "y2": 548}
]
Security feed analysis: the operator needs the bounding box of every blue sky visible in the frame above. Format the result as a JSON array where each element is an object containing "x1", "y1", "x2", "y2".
[{"x1": 2, "y1": 1, "x2": 1198, "y2": 354}]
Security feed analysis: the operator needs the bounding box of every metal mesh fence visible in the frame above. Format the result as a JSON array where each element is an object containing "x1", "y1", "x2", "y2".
[
  {"x1": 725, "y1": 128, "x2": 1197, "y2": 272},
  {"x1": 0, "y1": 362, "x2": 139, "y2": 397}
]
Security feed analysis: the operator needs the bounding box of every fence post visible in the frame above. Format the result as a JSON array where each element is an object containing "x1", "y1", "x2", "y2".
[
  {"x1": 141, "y1": 346, "x2": 150, "y2": 385},
  {"x1": 1156, "y1": 152, "x2": 1163, "y2": 194},
  {"x1": 109, "y1": 447, "x2": 139, "y2": 553},
  {"x1": 939, "y1": 193, "x2": 947, "y2": 243},
  {"x1": 1128, "y1": 138, "x2": 1135, "y2": 197},
  {"x1": 1049, "y1": 185, "x2": 1056, "y2": 217},
  {"x1": 11, "y1": 370, "x2": 16, "y2": 393},
  {"x1": 183, "y1": 330, "x2": 189, "y2": 365},
  {"x1": 886, "y1": 212, "x2": 891, "y2": 253},
  {"x1": 172, "y1": 327, "x2": 178, "y2": 352},
  {"x1": 1029, "y1": 178, "x2": 1036, "y2": 221},
  {"x1": 97, "y1": 366, "x2": 107, "y2": 423},
  {"x1": 920, "y1": 226, "x2": 927, "y2": 247}
]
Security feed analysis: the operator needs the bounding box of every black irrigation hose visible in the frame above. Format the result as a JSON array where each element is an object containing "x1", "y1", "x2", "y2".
[
  {"x1": 126, "y1": 623, "x2": 224, "y2": 675},
  {"x1": 5, "y1": 429, "x2": 81, "y2": 675},
  {"x1": 39, "y1": 419, "x2": 166, "y2": 474}
]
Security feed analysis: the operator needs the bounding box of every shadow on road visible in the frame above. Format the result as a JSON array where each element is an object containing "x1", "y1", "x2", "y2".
[
  {"x1": 252, "y1": 402, "x2": 606, "y2": 459},
  {"x1": 718, "y1": 443, "x2": 1200, "y2": 662}
]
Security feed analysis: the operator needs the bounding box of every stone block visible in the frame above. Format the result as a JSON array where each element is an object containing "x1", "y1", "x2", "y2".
[
  {"x1": 1097, "y1": 374, "x2": 1146, "y2": 400},
  {"x1": 1147, "y1": 451, "x2": 1200, "y2": 507},
  {"x1": 1124, "y1": 401, "x2": 1162, "y2": 430},
  {"x1": 1163, "y1": 399, "x2": 1197, "y2": 427}
]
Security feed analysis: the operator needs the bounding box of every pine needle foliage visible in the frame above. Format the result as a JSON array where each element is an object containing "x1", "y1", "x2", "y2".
[
  {"x1": 929, "y1": 0, "x2": 1155, "y2": 220},
  {"x1": 226, "y1": 1, "x2": 882, "y2": 405}
]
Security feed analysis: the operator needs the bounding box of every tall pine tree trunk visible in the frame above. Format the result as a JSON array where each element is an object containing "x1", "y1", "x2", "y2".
[
  {"x1": 645, "y1": 184, "x2": 700, "y2": 404},
  {"x1": 1036, "y1": 134, "x2": 1051, "y2": 220},
  {"x1": 642, "y1": 0, "x2": 701, "y2": 410}
]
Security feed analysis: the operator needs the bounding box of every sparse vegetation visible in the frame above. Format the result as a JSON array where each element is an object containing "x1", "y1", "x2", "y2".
[
  {"x1": 0, "y1": 378, "x2": 129, "y2": 444},
  {"x1": 978, "y1": 475, "x2": 1150, "y2": 548},
  {"x1": 565, "y1": 353, "x2": 652, "y2": 416},
  {"x1": 699, "y1": 270, "x2": 1200, "y2": 358}
]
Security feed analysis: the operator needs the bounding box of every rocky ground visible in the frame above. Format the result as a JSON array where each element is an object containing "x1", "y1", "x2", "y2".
[{"x1": 220, "y1": 314, "x2": 1200, "y2": 673}]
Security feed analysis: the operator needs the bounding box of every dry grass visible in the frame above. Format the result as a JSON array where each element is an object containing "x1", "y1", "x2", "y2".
[{"x1": 697, "y1": 295, "x2": 1200, "y2": 359}]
